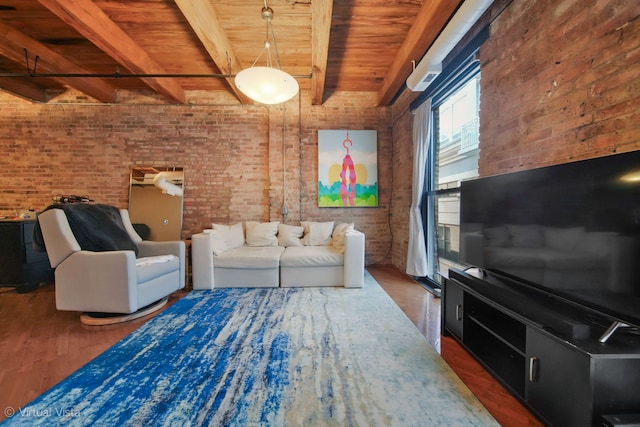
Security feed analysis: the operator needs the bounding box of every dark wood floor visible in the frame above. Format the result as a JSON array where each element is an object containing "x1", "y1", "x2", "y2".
[{"x1": 0, "y1": 265, "x2": 542, "y2": 425}]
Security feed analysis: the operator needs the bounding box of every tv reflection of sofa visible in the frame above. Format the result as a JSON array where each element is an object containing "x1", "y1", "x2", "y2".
[{"x1": 460, "y1": 224, "x2": 636, "y2": 292}]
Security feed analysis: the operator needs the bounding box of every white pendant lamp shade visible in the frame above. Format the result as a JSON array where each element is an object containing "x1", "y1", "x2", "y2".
[
  {"x1": 236, "y1": 66, "x2": 299, "y2": 105},
  {"x1": 235, "y1": 3, "x2": 299, "y2": 105}
]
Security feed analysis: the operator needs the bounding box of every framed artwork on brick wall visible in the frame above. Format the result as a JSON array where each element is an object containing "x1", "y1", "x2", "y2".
[{"x1": 318, "y1": 130, "x2": 378, "y2": 207}]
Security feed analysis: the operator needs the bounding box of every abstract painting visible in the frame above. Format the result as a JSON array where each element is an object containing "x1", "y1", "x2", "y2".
[{"x1": 318, "y1": 130, "x2": 378, "y2": 207}]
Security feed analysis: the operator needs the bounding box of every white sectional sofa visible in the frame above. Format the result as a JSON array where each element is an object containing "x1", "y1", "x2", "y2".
[{"x1": 191, "y1": 221, "x2": 365, "y2": 289}]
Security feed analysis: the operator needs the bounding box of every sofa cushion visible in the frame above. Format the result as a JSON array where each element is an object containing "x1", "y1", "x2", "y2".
[
  {"x1": 301, "y1": 221, "x2": 334, "y2": 246},
  {"x1": 136, "y1": 255, "x2": 180, "y2": 283},
  {"x1": 136, "y1": 255, "x2": 176, "y2": 267},
  {"x1": 281, "y1": 246, "x2": 344, "y2": 267},
  {"x1": 245, "y1": 221, "x2": 279, "y2": 247},
  {"x1": 332, "y1": 222, "x2": 354, "y2": 252},
  {"x1": 214, "y1": 246, "x2": 284, "y2": 269},
  {"x1": 203, "y1": 229, "x2": 228, "y2": 255},
  {"x1": 212, "y1": 222, "x2": 245, "y2": 249},
  {"x1": 277, "y1": 223, "x2": 304, "y2": 247}
]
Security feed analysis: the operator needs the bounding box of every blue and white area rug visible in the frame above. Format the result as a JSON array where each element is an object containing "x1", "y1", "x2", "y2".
[{"x1": 3, "y1": 271, "x2": 497, "y2": 426}]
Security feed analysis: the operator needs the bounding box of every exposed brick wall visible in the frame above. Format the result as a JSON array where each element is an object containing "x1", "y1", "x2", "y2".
[
  {"x1": 479, "y1": 0, "x2": 640, "y2": 175},
  {"x1": 0, "y1": 90, "x2": 393, "y2": 265},
  {"x1": 2, "y1": 0, "x2": 637, "y2": 275},
  {"x1": 387, "y1": 0, "x2": 640, "y2": 275},
  {"x1": 299, "y1": 93, "x2": 393, "y2": 265}
]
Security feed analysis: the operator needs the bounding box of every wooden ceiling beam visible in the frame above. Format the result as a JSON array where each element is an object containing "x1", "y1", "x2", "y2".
[
  {"x1": 311, "y1": 0, "x2": 333, "y2": 105},
  {"x1": 38, "y1": 0, "x2": 185, "y2": 104},
  {"x1": 0, "y1": 78, "x2": 49, "y2": 103},
  {"x1": 173, "y1": 0, "x2": 251, "y2": 105},
  {"x1": 0, "y1": 20, "x2": 116, "y2": 103},
  {"x1": 376, "y1": 0, "x2": 463, "y2": 106}
]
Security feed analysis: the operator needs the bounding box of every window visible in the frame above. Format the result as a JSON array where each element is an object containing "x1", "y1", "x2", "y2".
[{"x1": 422, "y1": 72, "x2": 480, "y2": 286}]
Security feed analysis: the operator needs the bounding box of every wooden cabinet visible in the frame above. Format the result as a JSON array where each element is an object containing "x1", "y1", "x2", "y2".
[
  {"x1": 443, "y1": 268, "x2": 640, "y2": 426},
  {"x1": 0, "y1": 219, "x2": 53, "y2": 292}
]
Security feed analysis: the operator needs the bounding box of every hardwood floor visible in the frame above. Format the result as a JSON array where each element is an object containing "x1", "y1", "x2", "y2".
[
  {"x1": 0, "y1": 266, "x2": 541, "y2": 425},
  {"x1": 0, "y1": 285, "x2": 188, "y2": 422},
  {"x1": 368, "y1": 265, "x2": 543, "y2": 427}
]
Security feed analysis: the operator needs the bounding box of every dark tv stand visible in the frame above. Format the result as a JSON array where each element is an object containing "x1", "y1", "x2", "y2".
[{"x1": 443, "y1": 268, "x2": 640, "y2": 427}]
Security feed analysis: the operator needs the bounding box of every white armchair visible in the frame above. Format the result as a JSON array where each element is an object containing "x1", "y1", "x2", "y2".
[{"x1": 37, "y1": 206, "x2": 185, "y2": 324}]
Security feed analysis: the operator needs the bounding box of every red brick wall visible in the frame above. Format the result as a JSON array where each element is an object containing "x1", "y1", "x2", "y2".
[
  {"x1": 387, "y1": 0, "x2": 640, "y2": 273},
  {"x1": 300, "y1": 93, "x2": 393, "y2": 264},
  {"x1": 479, "y1": 0, "x2": 640, "y2": 175},
  {"x1": 0, "y1": 90, "x2": 392, "y2": 265},
  {"x1": 2, "y1": 0, "x2": 637, "y2": 274}
]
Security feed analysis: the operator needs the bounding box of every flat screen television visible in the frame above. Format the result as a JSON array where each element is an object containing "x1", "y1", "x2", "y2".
[{"x1": 459, "y1": 150, "x2": 640, "y2": 334}]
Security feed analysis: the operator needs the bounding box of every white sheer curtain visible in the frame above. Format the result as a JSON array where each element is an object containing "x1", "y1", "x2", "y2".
[{"x1": 406, "y1": 99, "x2": 433, "y2": 277}]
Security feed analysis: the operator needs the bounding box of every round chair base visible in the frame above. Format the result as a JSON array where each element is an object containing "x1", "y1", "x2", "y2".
[{"x1": 79, "y1": 297, "x2": 169, "y2": 326}]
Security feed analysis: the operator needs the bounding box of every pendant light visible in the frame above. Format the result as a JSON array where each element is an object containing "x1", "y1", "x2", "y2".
[{"x1": 235, "y1": 2, "x2": 299, "y2": 105}]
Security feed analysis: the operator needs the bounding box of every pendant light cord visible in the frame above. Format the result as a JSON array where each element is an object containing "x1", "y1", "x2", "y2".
[
  {"x1": 261, "y1": 0, "x2": 283, "y2": 70},
  {"x1": 267, "y1": 19, "x2": 283, "y2": 70}
]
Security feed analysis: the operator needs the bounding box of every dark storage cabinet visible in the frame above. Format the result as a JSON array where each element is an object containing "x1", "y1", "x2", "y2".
[
  {"x1": 443, "y1": 268, "x2": 640, "y2": 427},
  {"x1": 526, "y1": 326, "x2": 592, "y2": 426},
  {"x1": 0, "y1": 219, "x2": 53, "y2": 292},
  {"x1": 443, "y1": 279, "x2": 464, "y2": 340}
]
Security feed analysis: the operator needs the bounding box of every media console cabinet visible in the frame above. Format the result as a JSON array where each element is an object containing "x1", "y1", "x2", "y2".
[{"x1": 443, "y1": 268, "x2": 640, "y2": 427}]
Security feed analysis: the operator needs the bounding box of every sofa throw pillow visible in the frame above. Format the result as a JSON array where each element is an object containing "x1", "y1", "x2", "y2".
[
  {"x1": 301, "y1": 221, "x2": 334, "y2": 246},
  {"x1": 203, "y1": 229, "x2": 228, "y2": 255},
  {"x1": 212, "y1": 222, "x2": 245, "y2": 249},
  {"x1": 277, "y1": 223, "x2": 304, "y2": 247},
  {"x1": 245, "y1": 221, "x2": 279, "y2": 247},
  {"x1": 332, "y1": 223, "x2": 354, "y2": 252}
]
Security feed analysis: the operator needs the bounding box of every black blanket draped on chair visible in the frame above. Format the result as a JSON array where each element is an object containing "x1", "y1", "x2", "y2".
[{"x1": 33, "y1": 204, "x2": 139, "y2": 256}]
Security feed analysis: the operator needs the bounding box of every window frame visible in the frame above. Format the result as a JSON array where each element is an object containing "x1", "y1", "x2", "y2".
[{"x1": 411, "y1": 27, "x2": 488, "y2": 290}]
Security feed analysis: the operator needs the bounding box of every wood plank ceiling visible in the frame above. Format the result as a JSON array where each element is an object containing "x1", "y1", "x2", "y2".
[{"x1": 0, "y1": 0, "x2": 463, "y2": 106}]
